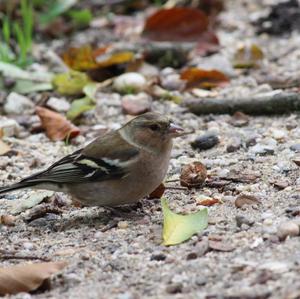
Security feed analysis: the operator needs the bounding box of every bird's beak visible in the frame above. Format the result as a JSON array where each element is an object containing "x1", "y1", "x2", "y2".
[{"x1": 168, "y1": 123, "x2": 184, "y2": 137}]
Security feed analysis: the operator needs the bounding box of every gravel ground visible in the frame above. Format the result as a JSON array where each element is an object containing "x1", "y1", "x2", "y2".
[{"x1": 1, "y1": 1, "x2": 300, "y2": 298}]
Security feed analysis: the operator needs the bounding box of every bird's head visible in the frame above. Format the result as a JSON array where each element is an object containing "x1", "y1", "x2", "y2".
[{"x1": 120, "y1": 112, "x2": 184, "y2": 152}]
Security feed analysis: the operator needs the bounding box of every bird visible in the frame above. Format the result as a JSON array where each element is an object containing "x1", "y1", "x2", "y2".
[{"x1": 0, "y1": 112, "x2": 184, "y2": 207}]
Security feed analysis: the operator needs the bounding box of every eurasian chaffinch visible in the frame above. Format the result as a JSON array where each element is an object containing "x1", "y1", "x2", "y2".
[{"x1": 0, "y1": 112, "x2": 183, "y2": 206}]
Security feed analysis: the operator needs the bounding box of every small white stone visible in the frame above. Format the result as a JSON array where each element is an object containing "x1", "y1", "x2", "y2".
[
  {"x1": 0, "y1": 117, "x2": 20, "y2": 137},
  {"x1": 271, "y1": 129, "x2": 286, "y2": 140},
  {"x1": 4, "y1": 92, "x2": 34, "y2": 115},
  {"x1": 47, "y1": 97, "x2": 70, "y2": 112},
  {"x1": 118, "y1": 221, "x2": 129, "y2": 229},
  {"x1": 277, "y1": 221, "x2": 299, "y2": 240},
  {"x1": 23, "y1": 242, "x2": 34, "y2": 250},
  {"x1": 114, "y1": 72, "x2": 147, "y2": 93}
]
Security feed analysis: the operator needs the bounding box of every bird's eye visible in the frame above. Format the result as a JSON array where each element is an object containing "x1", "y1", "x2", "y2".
[{"x1": 149, "y1": 124, "x2": 160, "y2": 131}]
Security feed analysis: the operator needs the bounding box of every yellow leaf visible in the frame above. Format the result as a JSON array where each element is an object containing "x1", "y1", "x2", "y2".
[
  {"x1": 95, "y1": 51, "x2": 134, "y2": 68},
  {"x1": 233, "y1": 44, "x2": 264, "y2": 68},
  {"x1": 161, "y1": 198, "x2": 208, "y2": 246},
  {"x1": 52, "y1": 70, "x2": 91, "y2": 95}
]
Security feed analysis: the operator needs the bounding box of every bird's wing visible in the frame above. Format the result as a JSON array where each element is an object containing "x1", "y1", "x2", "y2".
[{"x1": 19, "y1": 131, "x2": 140, "y2": 186}]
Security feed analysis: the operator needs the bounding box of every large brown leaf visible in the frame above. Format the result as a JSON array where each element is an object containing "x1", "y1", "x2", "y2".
[
  {"x1": 143, "y1": 7, "x2": 210, "y2": 42},
  {"x1": 36, "y1": 106, "x2": 80, "y2": 141},
  {"x1": 0, "y1": 261, "x2": 67, "y2": 295}
]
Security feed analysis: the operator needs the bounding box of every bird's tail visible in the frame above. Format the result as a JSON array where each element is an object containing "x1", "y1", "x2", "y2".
[{"x1": 0, "y1": 181, "x2": 37, "y2": 197}]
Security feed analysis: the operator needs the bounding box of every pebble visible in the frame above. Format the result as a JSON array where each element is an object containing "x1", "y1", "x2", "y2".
[
  {"x1": 191, "y1": 133, "x2": 219, "y2": 151},
  {"x1": 271, "y1": 129, "x2": 287, "y2": 140},
  {"x1": 150, "y1": 252, "x2": 167, "y2": 261},
  {"x1": 118, "y1": 221, "x2": 129, "y2": 229},
  {"x1": 23, "y1": 242, "x2": 34, "y2": 250},
  {"x1": 122, "y1": 92, "x2": 151, "y2": 115},
  {"x1": 249, "y1": 144, "x2": 275, "y2": 155},
  {"x1": 47, "y1": 97, "x2": 71, "y2": 112},
  {"x1": 277, "y1": 221, "x2": 299, "y2": 241},
  {"x1": 114, "y1": 72, "x2": 147, "y2": 93},
  {"x1": 0, "y1": 214, "x2": 16, "y2": 226},
  {"x1": 4, "y1": 92, "x2": 34, "y2": 115},
  {"x1": 166, "y1": 283, "x2": 183, "y2": 294},
  {"x1": 226, "y1": 137, "x2": 242, "y2": 152},
  {"x1": 235, "y1": 215, "x2": 254, "y2": 227},
  {"x1": 290, "y1": 144, "x2": 300, "y2": 153},
  {"x1": 0, "y1": 117, "x2": 20, "y2": 137}
]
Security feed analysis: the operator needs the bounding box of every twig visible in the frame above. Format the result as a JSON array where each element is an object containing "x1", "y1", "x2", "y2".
[
  {"x1": 185, "y1": 91, "x2": 300, "y2": 115},
  {"x1": 165, "y1": 186, "x2": 187, "y2": 190},
  {"x1": 0, "y1": 251, "x2": 50, "y2": 262}
]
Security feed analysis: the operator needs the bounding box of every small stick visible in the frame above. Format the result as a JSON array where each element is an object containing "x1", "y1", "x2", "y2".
[
  {"x1": 165, "y1": 186, "x2": 187, "y2": 190},
  {"x1": 0, "y1": 254, "x2": 50, "y2": 262}
]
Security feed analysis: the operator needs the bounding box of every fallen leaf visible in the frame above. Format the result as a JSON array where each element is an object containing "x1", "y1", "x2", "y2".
[
  {"x1": 10, "y1": 191, "x2": 54, "y2": 215},
  {"x1": 0, "y1": 261, "x2": 67, "y2": 295},
  {"x1": 62, "y1": 45, "x2": 135, "y2": 72},
  {"x1": 83, "y1": 82, "x2": 98, "y2": 101},
  {"x1": 180, "y1": 162, "x2": 207, "y2": 188},
  {"x1": 197, "y1": 197, "x2": 221, "y2": 206},
  {"x1": 36, "y1": 106, "x2": 80, "y2": 141},
  {"x1": 0, "y1": 62, "x2": 53, "y2": 82},
  {"x1": 13, "y1": 80, "x2": 53, "y2": 94},
  {"x1": 181, "y1": 67, "x2": 229, "y2": 89},
  {"x1": 67, "y1": 9, "x2": 92, "y2": 27},
  {"x1": 143, "y1": 7, "x2": 209, "y2": 42},
  {"x1": 67, "y1": 97, "x2": 95, "y2": 120},
  {"x1": 52, "y1": 71, "x2": 90, "y2": 95},
  {"x1": 235, "y1": 194, "x2": 261, "y2": 208},
  {"x1": 149, "y1": 183, "x2": 165, "y2": 199},
  {"x1": 162, "y1": 198, "x2": 208, "y2": 246},
  {"x1": 0, "y1": 140, "x2": 11, "y2": 155},
  {"x1": 39, "y1": 0, "x2": 77, "y2": 25},
  {"x1": 293, "y1": 159, "x2": 300, "y2": 167},
  {"x1": 233, "y1": 44, "x2": 264, "y2": 68}
]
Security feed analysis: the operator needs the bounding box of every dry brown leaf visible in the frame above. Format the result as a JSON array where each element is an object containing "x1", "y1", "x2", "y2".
[
  {"x1": 36, "y1": 106, "x2": 80, "y2": 141},
  {"x1": 149, "y1": 183, "x2": 165, "y2": 199},
  {"x1": 0, "y1": 140, "x2": 11, "y2": 155},
  {"x1": 197, "y1": 197, "x2": 221, "y2": 206},
  {"x1": 143, "y1": 7, "x2": 210, "y2": 42},
  {"x1": 0, "y1": 261, "x2": 67, "y2": 295},
  {"x1": 180, "y1": 162, "x2": 207, "y2": 188},
  {"x1": 235, "y1": 194, "x2": 261, "y2": 208},
  {"x1": 181, "y1": 67, "x2": 229, "y2": 89},
  {"x1": 229, "y1": 111, "x2": 250, "y2": 127}
]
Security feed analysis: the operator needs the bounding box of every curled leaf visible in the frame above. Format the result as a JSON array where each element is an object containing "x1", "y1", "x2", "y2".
[
  {"x1": 36, "y1": 106, "x2": 80, "y2": 141},
  {"x1": 0, "y1": 261, "x2": 67, "y2": 295},
  {"x1": 181, "y1": 67, "x2": 229, "y2": 89},
  {"x1": 162, "y1": 198, "x2": 208, "y2": 246},
  {"x1": 52, "y1": 71, "x2": 90, "y2": 95},
  {"x1": 233, "y1": 44, "x2": 264, "y2": 69},
  {"x1": 180, "y1": 162, "x2": 207, "y2": 188}
]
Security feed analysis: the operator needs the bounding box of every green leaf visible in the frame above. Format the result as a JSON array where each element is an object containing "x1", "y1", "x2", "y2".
[
  {"x1": 40, "y1": 0, "x2": 77, "y2": 25},
  {"x1": 67, "y1": 96, "x2": 95, "y2": 120},
  {"x1": 0, "y1": 62, "x2": 53, "y2": 82},
  {"x1": 13, "y1": 80, "x2": 53, "y2": 94},
  {"x1": 68, "y1": 9, "x2": 92, "y2": 26},
  {"x1": 52, "y1": 70, "x2": 90, "y2": 95},
  {"x1": 83, "y1": 82, "x2": 98, "y2": 102},
  {"x1": 161, "y1": 198, "x2": 208, "y2": 246}
]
